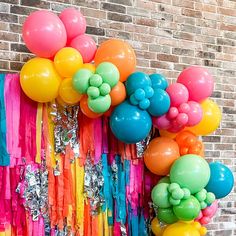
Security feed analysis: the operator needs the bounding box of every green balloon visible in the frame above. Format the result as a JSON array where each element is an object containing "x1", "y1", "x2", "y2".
[
  {"x1": 96, "y1": 62, "x2": 119, "y2": 88},
  {"x1": 170, "y1": 154, "x2": 210, "y2": 194},
  {"x1": 87, "y1": 86, "x2": 100, "y2": 99},
  {"x1": 206, "y1": 192, "x2": 215, "y2": 204},
  {"x1": 169, "y1": 197, "x2": 180, "y2": 206},
  {"x1": 168, "y1": 183, "x2": 180, "y2": 193},
  {"x1": 88, "y1": 95, "x2": 111, "y2": 113},
  {"x1": 151, "y1": 183, "x2": 171, "y2": 208},
  {"x1": 89, "y1": 74, "x2": 103, "y2": 87},
  {"x1": 182, "y1": 188, "x2": 191, "y2": 199},
  {"x1": 157, "y1": 207, "x2": 178, "y2": 224},
  {"x1": 171, "y1": 188, "x2": 184, "y2": 200},
  {"x1": 100, "y1": 83, "x2": 111, "y2": 96},
  {"x1": 200, "y1": 201, "x2": 207, "y2": 209},
  {"x1": 195, "y1": 190, "x2": 206, "y2": 202},
  {"x1": 72, "y1": 69, "x2": 93, "y2": 94},
  {"x1": 173, "y1": 196, "x2": 200, "y2": 221},
  {"x1": 158, "y1": 177, "x2": 170, "y2": 184}
]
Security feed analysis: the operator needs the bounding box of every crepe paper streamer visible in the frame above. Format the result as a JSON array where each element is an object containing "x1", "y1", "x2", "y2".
[
  {"x1": 94, "y1": 117, "x2": 102, "y2": 164},
  {"x1": 35, "y1": 103, "x2": 43, "y2": 163},
  {"x1": 0, "y1": 74, "x2": 9, "y2": 166}
]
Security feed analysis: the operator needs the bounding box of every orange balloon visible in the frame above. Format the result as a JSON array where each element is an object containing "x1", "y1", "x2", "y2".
[
  {"x1": 144, "y1": 137, "x2": 180, "y2": 176},
  {"x1": 110, "y1": 81, "x2": 126, "y2": 106},
  {"x1": 94, "y1": 39, "x2": 136, "y2": 82},
  {"x1": 56, "y1": 95, "x2": 67, "y2": 107},
  {"x1": 80, "y1": 95, "x2": 103, "y2": 119},
  {"x1": 175, "y1": 131, "x2": 196, "y2": 147}
]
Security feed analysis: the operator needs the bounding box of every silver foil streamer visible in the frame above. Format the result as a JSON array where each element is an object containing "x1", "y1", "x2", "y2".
[
  {"x1": 120, "y1": 223, "x2": 127, "y2": 236},
  {"x1": 84, "y1": 158, "x2": 105, "y2": 214},
  {"x1": 136, "y1": 133, "x2": 151, "y2": 158}
]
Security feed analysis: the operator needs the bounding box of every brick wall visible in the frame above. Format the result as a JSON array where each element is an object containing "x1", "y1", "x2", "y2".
[{"x1": 0, "y1": 0, "x2": 236, "y2": 235}]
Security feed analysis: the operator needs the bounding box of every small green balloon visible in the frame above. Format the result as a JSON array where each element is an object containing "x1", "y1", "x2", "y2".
[
  {"x1": 206, "y1": 192, "x2": 216, "y2": 205},
  {"x1": 151, "y1": 183, "x2": 171, "y2": 208},
  {"x1": 96, "y1": 62, "x2": 119, "y2": 88},
  {"x1": 171, "y1": 188, "x2": 184, "y2": 200},
  {"x1": 169, "y1": 197, "x2": 181, "y2": 206},
  {"x1": 88, "y1": 95, "x2": 111, "y2": 113},
  {"x1": 89, "y1": 74, "x2": 103, "y2": 87},
  {"x1": 168, "y1": 183, "x2": 180, "y2": 193},
  {"x1": 182, "y1": 188, "x2": 191, "y2": 199},
  {"x1": 195, "y1": 190, "x2": 207, "y2": 202},
  {"x1": 157, "y1": 208, "x2": 178, "y2": 224},
  {"x1": 72, "y1": 69, "x2": 93, "y2": 94},
  {"x1": 170, "y1": 154, "x2": 210, "y2": 194},
  {"x1": 87, "y1": 86, "x2": 100, "y2": 99},
  {"x1": 173, "y1": 196, "x2": 201, "y2": 221},
  {"x1": 200, "y1": 201, "x2": 207, "y2": 209},
  {"x1": 159, "y1": 177, "x2": 171, "y2": 184},
  {"x1": 100, "y1": 83, "x2": 111, "y2": 96}
]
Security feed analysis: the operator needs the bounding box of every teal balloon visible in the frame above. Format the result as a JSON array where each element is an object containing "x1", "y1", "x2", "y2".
[
  {"x1": 147, "y1": 89, "x2": 170, "y2": 116},
  {"x1": 144, "y1": 86, "x2": 154, "y2": 98},
  {"x1": 173, "y1": 196, "x2": 201, "y2": 221},
  {"x1": 151, "y1": 183, "x2": 171, "y2": 208},
  {"x1": 89, "y1": 74, "x2": 103, "y2": 87},
  {"x1": 149, "y1": 73, "x2": 168, "y2": 90},
  {"x1": 126, "y1": 72, "x2": 151, "y2": 96},
  {"x1": 159, "y1": 177, "x2": 170, "y2": 184},
  {"x1": 72, "y1": 69, "x2": 93, "y2": 94},
  {"x1": 110, "y1": 101, "x2": 152, "y2": 144},
  {"x1": 170, "y1": 154, "x2": 210, "y2": 194},
  {"x1": 130, "y1": 94, "x2": 139, "y2": 105},
  {"x1": 96, "y1": 62, "x2": 119, "y2": 88},
  {"x1": 88, "y1": 95, "x2": 111, "y2": 113},
  {"x1": 87, "y1": 86, "x2": 100, "y2": 99},
  {"x1": 99, "y1": 83, "x2": 111, "y2": 96},
  {"x1": 139, "y1": 98, "x2": 150, "y2": 110},
  {"x1": 134, "y1": 88, "x2": 145, "y2": 101},
  {"x1": 157, "y1": 208, "x2": 178, "y2": 224}
]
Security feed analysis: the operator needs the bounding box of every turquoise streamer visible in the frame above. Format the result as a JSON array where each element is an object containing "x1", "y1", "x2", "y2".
[{"x1": 0, "y1": 74, "x2": 9, "y2": 166}]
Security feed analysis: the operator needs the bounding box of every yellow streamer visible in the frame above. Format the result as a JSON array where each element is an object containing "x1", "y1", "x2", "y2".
[{"x1": 35, "y1": 103, "x2": 43, "y2": 163}]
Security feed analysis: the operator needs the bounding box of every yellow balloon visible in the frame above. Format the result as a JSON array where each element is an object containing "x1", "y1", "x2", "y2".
[
  {"x1": 20, "y1": 57, "x2": 62, "y2": 103},
  {"x1": 56, "y1": 95, "x2": 67, "y2": 107},
  {"x1": 54, "y1": 47, "x2": 83, "y2": 77},
  {"x1": 81, "y1": 63, "x2": 96, "y2": 73},
  {"x1": 151, "y1": 218, "x2": 166, "y2": 236},
  {"x1": 59, "y1": 78, "x2": 82, "y2": 105},
  {"x1": 188, "y1": 99, "x2": 221, "y2": 136}
]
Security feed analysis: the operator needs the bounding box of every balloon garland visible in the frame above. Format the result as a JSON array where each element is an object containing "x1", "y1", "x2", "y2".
[{"x1": 0, "y1": 7, "x2": 234, "y2": 236}]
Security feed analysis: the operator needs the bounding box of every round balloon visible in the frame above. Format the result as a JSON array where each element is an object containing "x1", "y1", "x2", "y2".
[
  {"x1": 186, "y1": 101, "x2": 203, "y2": 126},
  {"x1": 110, "y1": 81, "x2": 126, "y2": 106},
  {"x1": 170, "y1": 154, "x2": 210, "y2": 194},
  {"x1": 177, "y1": 66, "x2": 214, "y2": 102},
  {"x1": 149, "y1": 73, "x2": 168, "y2": 90},
  {"x1": 94, "y1": 39, "x2": 136, "y2": 82},
  {"x1": 59, "y1": 77, "x2": 82, "y2": 105},
  {"x1": 173, "y1": 196, "x2": 201, "y2": 221},
  {"x1": 88, "y1": 95, "x2": 111, "y2": 113},
  {"x1": 70, "y1": 34, "x2": 97, "y2": 63},
  {"x1": 110, "y1": 101, "x2": 152, "y2": 143},
  {"x1": 157, "y1": 207, "x2": 178, "y2": 224},
  {"x1": 59, "y1": 8, "x2": 86, "y2": 41},
  {"x1": 20, "y1": 57, "x2": 62, "y2": 102},
  {"x1": 151, "y1": 218, "x2": 166, "y2": 236},
  {"x1": 144, "y1": 137, "x2": 180, "y2": 175},
  {"x1": 81, "y1": 63, "x2": 96, "y2": 73},
  {"x1": 205, "y1": 162, "x2": 234, "y2": 199},
  {"x1": 151, "y1": 183, "x2": 171, "y2": 208},
  {"x1": 22, "y1": 10, "x2": 66, "y2": 58},
  {"x1": 188, "y1": 99, "x2": 221, "y2": 136},
  {"x1": 54, "y1": 47, "x2": 83, "y2": 78}
]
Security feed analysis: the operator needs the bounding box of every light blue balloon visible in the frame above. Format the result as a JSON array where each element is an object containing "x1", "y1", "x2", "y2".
[
  {"x1": 206, "y1": 162, "x2": 234, "y2": 199},
  {"x1": 148, "y1": 88, "x2": 170, "y2": 116},
  {"x1": 126, "y1": 72, "x2": 151, "y2": 96},
  {"x1": 149, "y1": 74, "x2": 168, "y2": 90},
  {"x1": 110, "y1": 101, "x2": 152, "y2": 144}
]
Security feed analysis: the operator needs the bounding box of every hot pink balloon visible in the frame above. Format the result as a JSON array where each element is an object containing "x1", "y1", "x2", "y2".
[
  {"x1": 177, "y1": 66, "x2": 214, "y2": 102},
  {"x1": 186, "y1": 101, "x2": 203, "y2": 126},
  {"x1": 178, "y1": 103, "x2": 190, "y2": 113},
  {"x1": 168, "y1": 120, "x2": 184, "y2": 133},
  {"x1": 153, "y1": 115, "x2": 171, "y2": 130},
  {"x1": 70, "y1": 34, "x2": 97, "y2": 63},
  {"x1": 167, "y1": 107, "x2": 179, "y2": 119},
  {"x1": 166, "y1": 83, "x2": 189, "y2": 107},
  {"x1": 22, "y1": 10, "x2": 67, "y2": 58},
  {"x1": 59, "y1": 8, "x2": 86, "y2": 41},
  {"x1": 176, "y1": 113, "x2": 189, "y2": 126}
]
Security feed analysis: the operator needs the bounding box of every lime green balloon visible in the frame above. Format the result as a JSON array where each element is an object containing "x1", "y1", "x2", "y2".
[
  {"x1": 100, "y1": 83, "x2": 111, "y2": 96},
  {"x1": 159, "y1": 177, "x2": 170, "y2": 184},
  {"x1": 195, "y1": 190, "x2": 206, "y2": 202},
  {"x1": 168, "y1": 183, "x2": 180, "y2": 193},
  {"x1": 169, "y1": 197, "x2": 180, "y2": 206},
  {"x1": 206, "y1": 192, "x2": 215, "y2": 204},
  {"x1": 173, "y1": 196, "x2": 200, "y2": 221},
  {"x1": 96, "y1": 62, "x2": 119, "y2": 88},
  {"x1": 89, "y1": 74, "x2": 103, "y2": 87},
  {"x1": 151, "y1": 183, "x2": 171, "y2": 208},
  {"x1": 200, "y1": 201, "x2": 207, "y2": 209},
  {"x1": 72, "y1": 69, "x2": 93, "y2": 94},
  {"x1": 182, "y1": 188, "x2": 191, "y2": 199},
  {"x1": 170, "y1": 154, "x2": 210, "y2": 194},
  {"x1": 87, "y1": 86, "x2": 100, "y2": 99},
  {"x1": 88, "y1": 95, "x2": 111, "y2": 113},
  {"x1": 157, "y1": 207, "x2": 178, "y2": 224},
  {"x1": 172, "y1": 188, "x2": 184, "y2": 200}
]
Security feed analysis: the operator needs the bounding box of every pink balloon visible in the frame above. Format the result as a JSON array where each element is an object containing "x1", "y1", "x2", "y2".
[
  {"x1": 70, "y1": 34, "x2": 97, "y2": 63},
  {"x1": 166, "y1": 83, "x2": 189, "y2": 107},
  {"x1": 178, "y1": 103, "x2": 190, "y2": 113},
  {"x1": 202, "y1": 200, "x2": 218, "y2": 217},
  {"x1": 177, "y1": 66, "x2": 214, "y2": 102},
  {"x1": 59, "y1": 8, "x2": 86, "y2": 41},
  {"x1": 186, "y1": 101, "x2": 203, "y2": 126},
  {"x1": 22, "y1": 10, "x2": 67, "y2": 58},
  {"x1": 153, "y1": 115, "x2": 171, "y2": 130},
  {"x1": 167, "y1": 107, "x2": 179, "y2": 119},
  {"x1": 168, "y1": 120, "x2": 184, "y2": 133},
  {"x1": 200, "y1": 216, "x2": 211, "y2": 225},
  {"x1": 176, "y1": 113, "x2": 189, "y2": 125}
]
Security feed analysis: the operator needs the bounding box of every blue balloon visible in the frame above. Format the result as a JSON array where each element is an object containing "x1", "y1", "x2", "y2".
[
  {"x1": 126, "y1": 72, "x2": 151, "y2": 96},
  {"x1": 110, "y1": 101, "x2": 152, "y2": 144},
  {"x1": 205, "y1": 162, "x2": 234, "y2": 199},
  {"x1": 148, "y1": 88, "x2": 170, "y2": 116},
  {"x1": 149, "y1": 74, "x2": 168, "y2": 90}
]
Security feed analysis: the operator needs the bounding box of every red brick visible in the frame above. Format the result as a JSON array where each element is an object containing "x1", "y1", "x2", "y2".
[
  {"x1": 220, "y1": 23, "x2": 236, "y2": 32},
  {"x1": 182, "y1": 8, "x2": 202, "y2": 18},
  {"x1": 172, "y1": 0, "x2": 194, "y2": 8},
  {"x1": 134, "y1": 17, "x2": 157, "y2": 27},
  {"x1": 218, "y1": 7, "x2": 236, "y2": 17},
  {"x1": 157, "y1": 54, "x2": 179, "y2": 63}
]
